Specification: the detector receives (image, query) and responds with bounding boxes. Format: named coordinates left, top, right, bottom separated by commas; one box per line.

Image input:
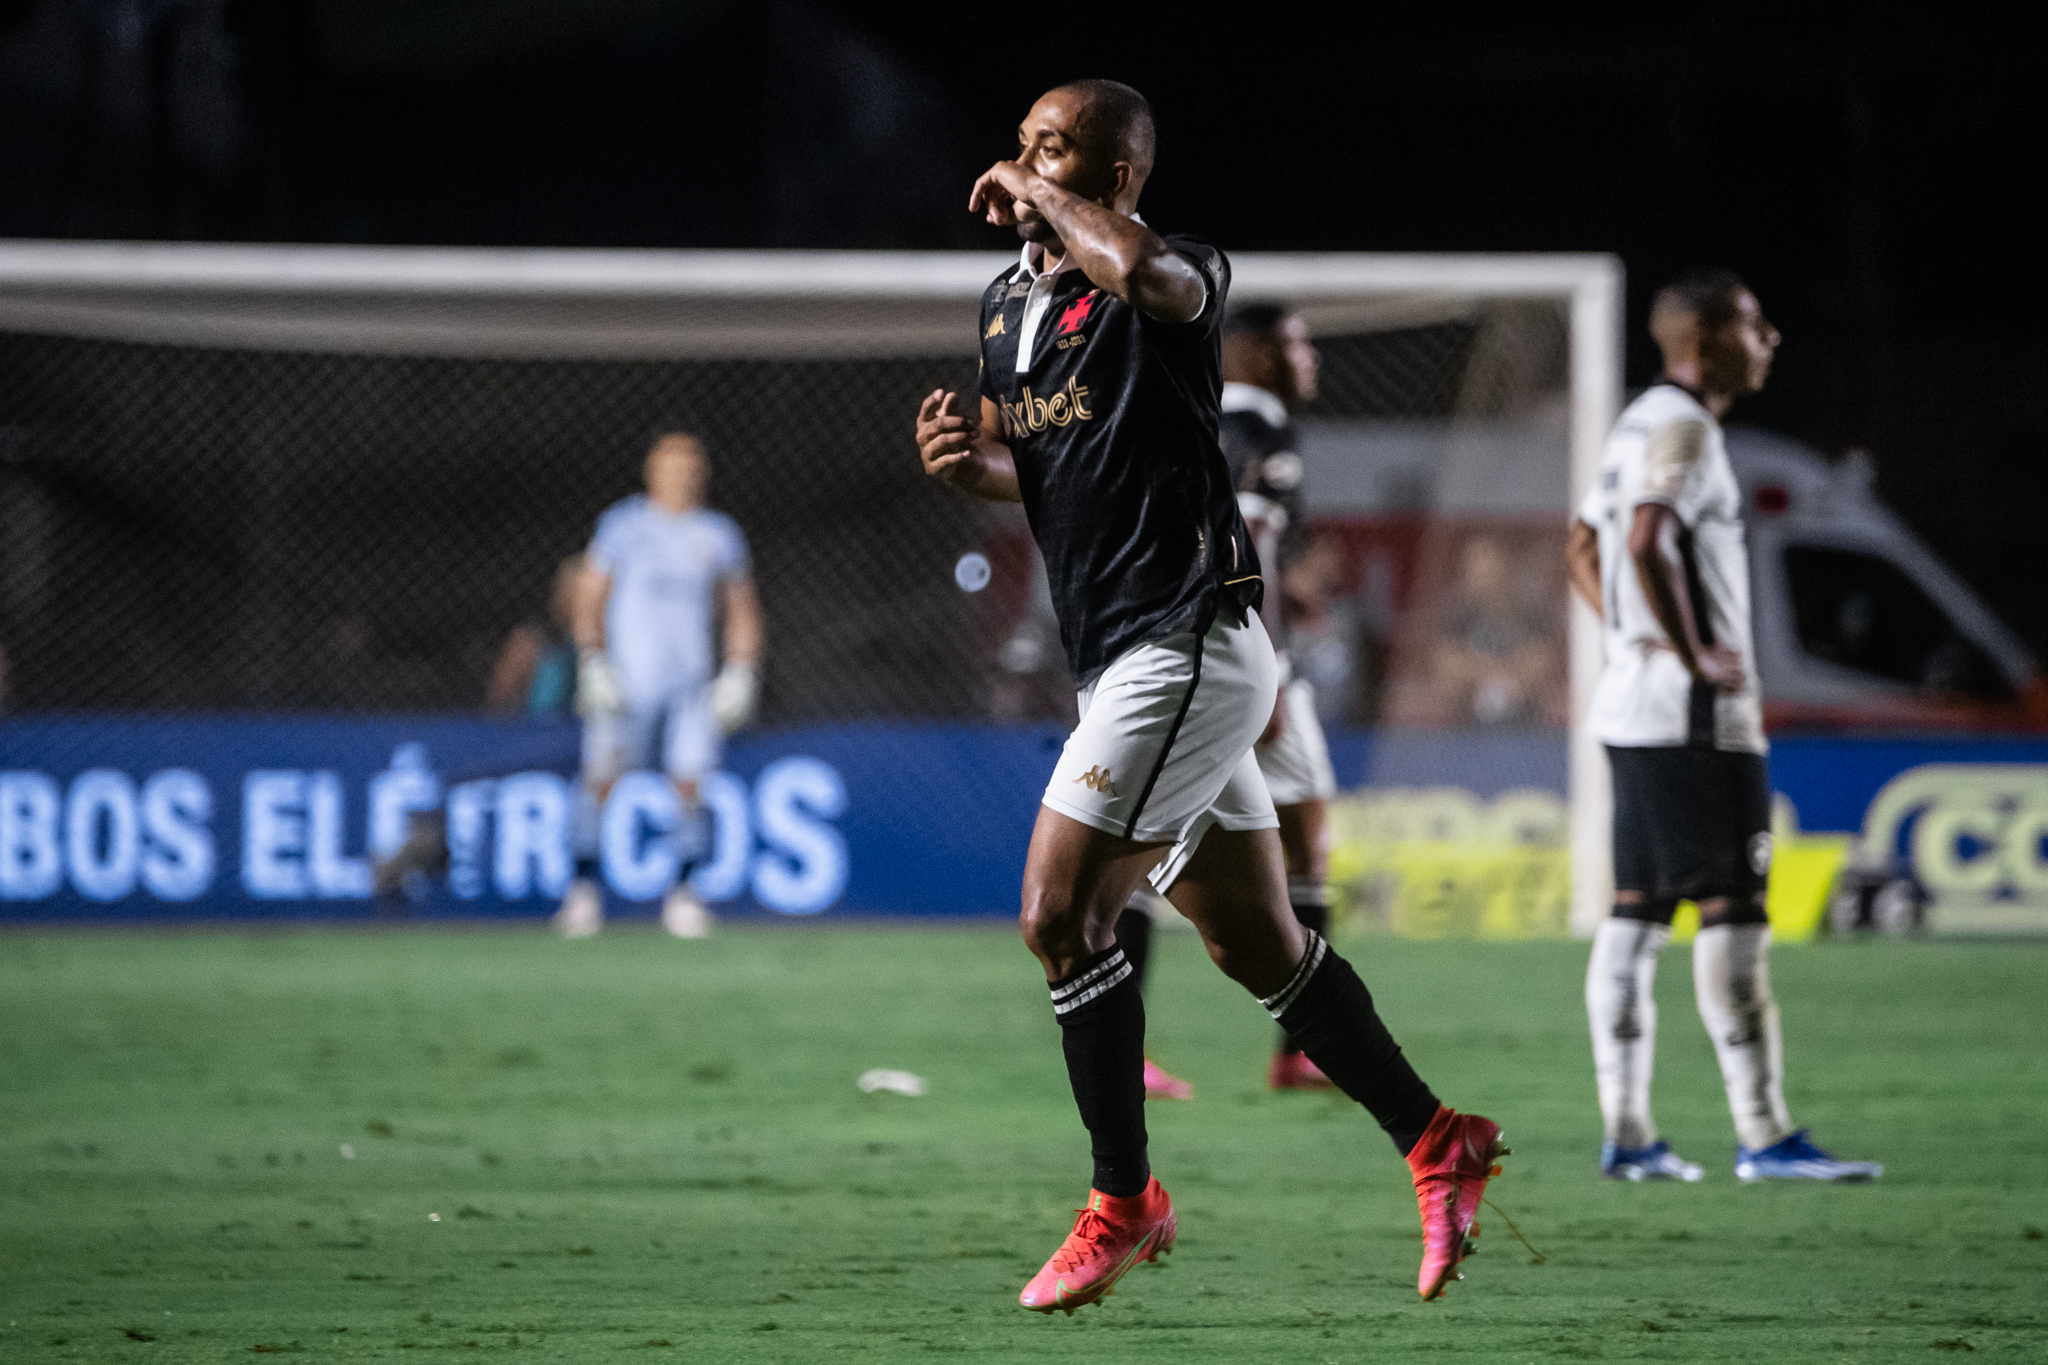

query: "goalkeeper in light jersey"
left=559, top=431, right=764, bottom=938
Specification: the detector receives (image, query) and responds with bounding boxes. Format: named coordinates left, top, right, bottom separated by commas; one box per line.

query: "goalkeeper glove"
left=710, top=661, right=758, bottom=735
left=575, top=648, right=627, bottom=719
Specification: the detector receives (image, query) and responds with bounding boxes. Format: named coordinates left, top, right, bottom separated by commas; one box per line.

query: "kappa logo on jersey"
left=986, top=312, right=1007, bottom=338
left=1000, top=377, right=1094, bottom=438
left=1057, top=292, right=1099, bottom=335
left=1073, top=766, right=1116, bottom=796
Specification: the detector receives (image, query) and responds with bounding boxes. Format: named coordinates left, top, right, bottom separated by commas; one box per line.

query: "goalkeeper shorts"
left=582, top=689, right=718, bottom=787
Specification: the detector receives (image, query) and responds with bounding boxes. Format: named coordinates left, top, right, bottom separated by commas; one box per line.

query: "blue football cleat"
left=1735, top=1129, right=1882, bottom=1183
left=1601, top=1139, right=1704, bottom=1182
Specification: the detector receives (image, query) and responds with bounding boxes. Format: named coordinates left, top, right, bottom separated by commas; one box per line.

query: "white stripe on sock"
left=1049, top=949, right=1128, bottom=1003
left=1051, top=961, right=1133, bottom=1015
left=1259, top=930, right=1326, bottom=1020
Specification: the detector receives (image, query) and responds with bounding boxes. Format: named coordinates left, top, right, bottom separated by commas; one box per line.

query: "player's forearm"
left=571, top=573, right=611, bottom=651
left=1566, top=521, right=1603, bottom=619
left=1030, top=180, right=1203, bottom=323
left=951, top=442, right=1023, bottom=503
left=724, top=582, right=765, bottom=667
left=1630, top=544, right=1704, bottom=670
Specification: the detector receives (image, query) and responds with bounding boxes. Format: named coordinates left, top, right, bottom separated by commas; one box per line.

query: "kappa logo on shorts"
left=1748, top=831, right=1773, bottom=876
left=1073, top=766, right=1116, bottom=796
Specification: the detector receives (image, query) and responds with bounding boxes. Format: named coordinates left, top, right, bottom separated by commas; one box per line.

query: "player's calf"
left=1047, top=944, right=1151, bottom=1198
left=1268, top=873, right=1335, bottom=1087
left=1258, top=931, right=1442, bottom=1153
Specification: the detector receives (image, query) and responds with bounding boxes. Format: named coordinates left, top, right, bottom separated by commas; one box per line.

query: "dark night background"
left=2, top=1, right=2041, bottom=647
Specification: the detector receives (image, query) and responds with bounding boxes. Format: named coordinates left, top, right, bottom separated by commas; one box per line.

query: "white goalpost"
left=0, top=242, right=1621, bottom=933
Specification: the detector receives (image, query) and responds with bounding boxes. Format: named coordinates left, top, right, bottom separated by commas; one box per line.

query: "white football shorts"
left=1257, top=676, right=1338, bottom=806
left=1043, top=605, right=1281, bottom=892
left=581, top=687, right=720, bottom=788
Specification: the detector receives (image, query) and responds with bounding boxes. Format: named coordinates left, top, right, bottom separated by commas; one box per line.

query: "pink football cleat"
left=1266, top=1048, right=1336, bottom=1091
left=1143, top=1057, right=1193, bottom=1100
left=1018, top=1178, right=1177, bottom=1315
left=1406, top=1105, right=1506, bottom=1300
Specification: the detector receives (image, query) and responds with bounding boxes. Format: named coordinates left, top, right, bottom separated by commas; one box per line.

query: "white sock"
left=1692, top=923, right=1793, bottom=1150
left=1586, top=918, right=1668, bottom=1150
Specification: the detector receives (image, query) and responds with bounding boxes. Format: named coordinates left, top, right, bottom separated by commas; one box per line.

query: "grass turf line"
left=2, top=926, right=2045, bottom=1362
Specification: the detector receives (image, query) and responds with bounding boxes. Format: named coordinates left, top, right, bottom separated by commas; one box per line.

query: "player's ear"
left=1109, top=161, right=1133, bottom=206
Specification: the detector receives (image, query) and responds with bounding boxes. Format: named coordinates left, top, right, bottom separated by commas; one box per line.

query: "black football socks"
left=1260, top=930, right=1441, bottom=1155
left=1113, top=901, right=1154, bottom=992
left=1276, top=878, right=1331, bottom=1056
left=1049, top=945, right=1150, bottom=1197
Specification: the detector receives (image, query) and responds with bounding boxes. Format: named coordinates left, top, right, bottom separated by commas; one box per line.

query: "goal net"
left=0, top=243, right=1618, bottom=927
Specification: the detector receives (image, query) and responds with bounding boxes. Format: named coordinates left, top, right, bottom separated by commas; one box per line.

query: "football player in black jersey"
left=1113, top=305, right=1340, bottom=1092
left=913, top=80, right=1502, bottom=1311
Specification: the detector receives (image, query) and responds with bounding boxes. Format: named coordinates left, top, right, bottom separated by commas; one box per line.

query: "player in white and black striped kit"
left=1568, top=270, right=1881, bottom=1184
left=1111, top=303, right=1340, bottom=1094
left=915, top=79, right=1503, bottom=1313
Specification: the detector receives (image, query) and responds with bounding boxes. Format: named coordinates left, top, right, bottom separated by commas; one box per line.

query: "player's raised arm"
left=915, top=389, right=1020, bottom=502
left=968, top=83, right=1205, bottom=325
left=972, top=163, right=1201, bottom=324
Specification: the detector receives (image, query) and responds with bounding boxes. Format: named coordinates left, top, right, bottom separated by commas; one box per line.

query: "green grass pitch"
left=3, top=923, right=2045, bottom=1362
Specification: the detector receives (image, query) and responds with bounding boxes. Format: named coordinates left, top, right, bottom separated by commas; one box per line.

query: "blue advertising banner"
left=1769, top=735, right=2048, bottom=834
left=0, top=714, right=1068, bottom=923
left=10, top=714, right=2047, bottom=926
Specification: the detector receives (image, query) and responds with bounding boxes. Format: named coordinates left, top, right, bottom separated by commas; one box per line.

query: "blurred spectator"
left=1283, top=533, right=1366, bottom=725
left=486, top=554, right=585, bottom=715
left=1427, top=535, right=1560, bottom=727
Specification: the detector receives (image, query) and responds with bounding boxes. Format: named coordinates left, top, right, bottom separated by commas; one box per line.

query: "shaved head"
left=1048, top=79, right=1156, bottom=195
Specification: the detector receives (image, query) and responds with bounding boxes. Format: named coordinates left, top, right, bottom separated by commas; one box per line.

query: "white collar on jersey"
left=1221, top=381, right=1289, bottom=427
left=1017, top=211, right=1146, bottom=279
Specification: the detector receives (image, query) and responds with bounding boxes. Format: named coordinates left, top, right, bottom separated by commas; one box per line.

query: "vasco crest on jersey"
left=1055, top=290, right=1099, bottom=351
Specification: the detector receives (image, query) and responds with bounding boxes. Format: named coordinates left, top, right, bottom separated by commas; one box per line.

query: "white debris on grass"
left=340, top=1143, right=355, bottom=1159
left=857, top=1069, right=926, bottom=1097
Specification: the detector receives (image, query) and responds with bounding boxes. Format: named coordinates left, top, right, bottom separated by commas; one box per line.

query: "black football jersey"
left=1218, top=384, right=1309, bottom=648
left=977, top=234, right=1261, bottom=682
left=1219, top=386, right=1306, bottom=526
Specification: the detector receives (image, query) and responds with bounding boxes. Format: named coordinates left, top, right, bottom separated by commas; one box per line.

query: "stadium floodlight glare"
left=0, top=242, right=1621, bottom=933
